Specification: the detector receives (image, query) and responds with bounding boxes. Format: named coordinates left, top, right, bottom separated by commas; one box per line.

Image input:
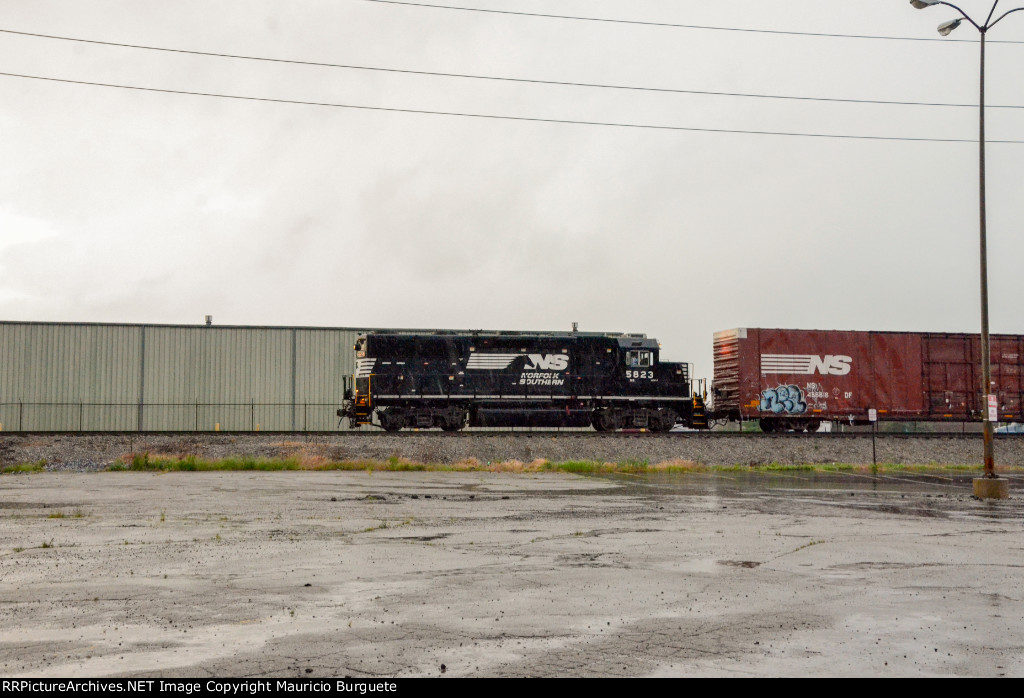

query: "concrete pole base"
left=973, top=477, right=1009, bottom=499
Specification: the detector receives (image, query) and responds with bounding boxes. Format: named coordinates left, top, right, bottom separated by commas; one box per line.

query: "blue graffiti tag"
left=760, top=385, right=808, bottom=414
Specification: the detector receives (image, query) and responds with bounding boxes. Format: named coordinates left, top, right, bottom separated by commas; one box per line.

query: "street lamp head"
left=938, top=18, right=962, bottom=35
left=910, top=0, right=942, bottom=8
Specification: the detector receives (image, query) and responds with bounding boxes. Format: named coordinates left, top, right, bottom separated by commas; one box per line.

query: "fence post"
left=251, top=399, right=255, bottom=432
left=19, top=400, right=23, bottom=432
left=79, top=401, right=83, bottom=432
left=304, top=403, right=308, bottom=432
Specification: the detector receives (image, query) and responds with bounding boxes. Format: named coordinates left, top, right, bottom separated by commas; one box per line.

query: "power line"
left=2, top=28, right=1021, bottom=110
left=4, top=70, right=1021, bottom=144
left=360, top=0, right=1024, bottom=44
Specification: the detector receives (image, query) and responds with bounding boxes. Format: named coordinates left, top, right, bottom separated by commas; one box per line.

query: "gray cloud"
left=1, top=0, right=1023, bottom=379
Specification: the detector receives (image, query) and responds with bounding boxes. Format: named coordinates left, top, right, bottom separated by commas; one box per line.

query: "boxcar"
left=712, top=328, right=1024, bottom=431
left=340, top=331, right=708, bottom=431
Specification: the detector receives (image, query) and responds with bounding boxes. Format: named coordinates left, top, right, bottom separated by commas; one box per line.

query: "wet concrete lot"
left=1, top=471, right=1022, bottom=677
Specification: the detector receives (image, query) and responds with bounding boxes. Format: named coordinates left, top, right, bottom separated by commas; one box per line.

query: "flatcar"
left=712, top=327, right=1024, bottom=431
left=339, top=330, right=709, bottom=432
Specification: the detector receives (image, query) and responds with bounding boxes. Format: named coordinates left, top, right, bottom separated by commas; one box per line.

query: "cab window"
left=626, top=350, right=652, bottom=368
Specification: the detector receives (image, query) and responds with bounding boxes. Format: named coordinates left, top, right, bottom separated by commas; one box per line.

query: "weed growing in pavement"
left=361, top=517, right=413, bottom=533
left=790, top=540, right=827, bottom=555
left=44, top=509, right=86, bottom=519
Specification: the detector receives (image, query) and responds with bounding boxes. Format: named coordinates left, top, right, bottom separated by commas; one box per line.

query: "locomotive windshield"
left=626, top=350, right=653, bottom=368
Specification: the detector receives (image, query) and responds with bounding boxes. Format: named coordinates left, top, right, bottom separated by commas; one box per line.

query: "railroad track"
left=4, top=430, right=1021, bottom=439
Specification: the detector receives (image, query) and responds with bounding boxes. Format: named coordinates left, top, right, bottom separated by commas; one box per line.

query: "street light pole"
left=909, top=1, right=1022, bottom=492
left=978, top=19, right=992, bottom=479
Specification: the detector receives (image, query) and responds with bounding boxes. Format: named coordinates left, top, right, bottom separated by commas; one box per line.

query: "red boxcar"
left=712, top=328, right=1023, bottom=431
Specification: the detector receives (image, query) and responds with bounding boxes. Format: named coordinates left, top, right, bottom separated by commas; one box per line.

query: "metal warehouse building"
left=0, top=320, right=363, bottom=432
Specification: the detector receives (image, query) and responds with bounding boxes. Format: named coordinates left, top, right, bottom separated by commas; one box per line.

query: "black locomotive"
left=339, top=330, right=708, bottom=432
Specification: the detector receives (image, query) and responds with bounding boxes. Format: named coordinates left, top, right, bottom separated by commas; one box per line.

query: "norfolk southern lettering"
left=519, top=353, right=568, bottom=385
left=518, top=372, right=565, bottom=386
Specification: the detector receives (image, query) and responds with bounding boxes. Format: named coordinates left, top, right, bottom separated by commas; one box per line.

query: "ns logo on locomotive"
left=338, top=330, right=709, bottom=432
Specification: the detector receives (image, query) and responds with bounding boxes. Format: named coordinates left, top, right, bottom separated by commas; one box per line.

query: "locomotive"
left=339, top=330, right=709, bottom=432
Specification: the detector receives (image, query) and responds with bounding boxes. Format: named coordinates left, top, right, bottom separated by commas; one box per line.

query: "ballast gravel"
left=2, top=432, right=1023, bottom=470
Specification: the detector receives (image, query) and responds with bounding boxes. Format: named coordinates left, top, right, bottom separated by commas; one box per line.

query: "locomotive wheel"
left=596, top=409, right=619, bottom=432
left=379, top=410, right=404, bottom=432
left=439, top=408, right=467, bottom=432
left=440, top=421, right=464, bottom=432
left=649, top=409, right=677, bottom=433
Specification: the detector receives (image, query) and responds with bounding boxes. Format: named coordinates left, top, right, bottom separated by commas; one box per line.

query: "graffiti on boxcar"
left=760, top=384, right=808, bottom=414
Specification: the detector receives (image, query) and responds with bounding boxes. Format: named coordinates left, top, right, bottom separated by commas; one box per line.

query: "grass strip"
left=5, top=452, right=1022, bottom=474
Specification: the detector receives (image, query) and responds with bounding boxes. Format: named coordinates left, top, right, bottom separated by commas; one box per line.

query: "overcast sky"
left=1, top=0, right=1023, bottom=378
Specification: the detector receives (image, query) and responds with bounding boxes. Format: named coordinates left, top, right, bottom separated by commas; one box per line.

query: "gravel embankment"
left=2, top=432, right=1023, bottom=470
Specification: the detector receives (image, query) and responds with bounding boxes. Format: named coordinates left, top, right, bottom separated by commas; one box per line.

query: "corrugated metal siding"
left=294, top=329, right=358, bottom=431
left=0, top=323, right=140, bottom=430
left=142, top=326, right=294, bottom=430
left=0, top=321, right=360, bottom=431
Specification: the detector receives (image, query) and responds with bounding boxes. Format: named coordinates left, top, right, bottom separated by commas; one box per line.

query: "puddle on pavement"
left=587, top=471, right=1024, bottom=523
